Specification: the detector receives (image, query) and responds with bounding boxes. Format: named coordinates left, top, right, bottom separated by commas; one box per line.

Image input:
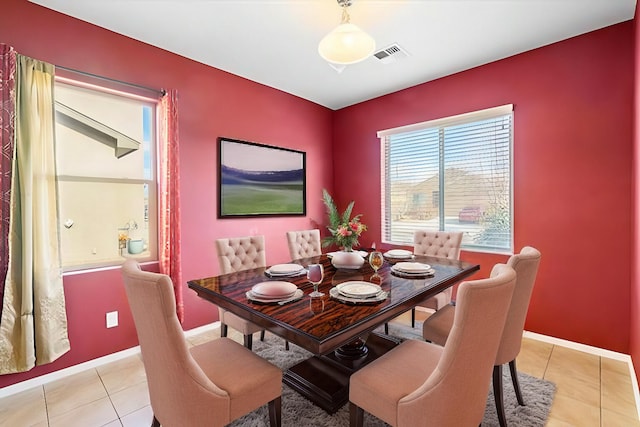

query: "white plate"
left=251, top=281, right=298, bottom=298
left=267, top=263, right=304, bottom=274
left=336, top=281, right=382, bottom=298
left=329, top=287, right=388, bottom=304
left=393, top=262, right=432, bottom=273
left=384, top=249, right=413, bottom=258
left=247, top=289, right=303, bottom=303
left=390, top=265, right=435, bottom=276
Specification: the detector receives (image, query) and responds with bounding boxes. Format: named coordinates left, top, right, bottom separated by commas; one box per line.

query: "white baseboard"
left=523, top=330, right=640, bottom=421
left=0, top=321, right=221, bottom=399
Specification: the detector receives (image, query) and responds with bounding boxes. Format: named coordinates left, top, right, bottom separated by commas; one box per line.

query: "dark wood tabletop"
left=188, top=253, right=480, bottom=355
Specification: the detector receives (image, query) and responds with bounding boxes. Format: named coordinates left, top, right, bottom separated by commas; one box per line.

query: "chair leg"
left=151, top=415, right=160, bottom=427
left=411, top=308, right=416, bottom=328
left=260, top=330, right=266, bottom=341
left=349, top=402, right=364, bottom=427
left=244, top=333, right=253, bottom=350
left=384, top=322, right=389, bottom=334
left=509, top=359, right=525, bottom=406
left=493, top=364, right=508, bottom=427
left=221, top=323, right=228, bottom=338
left=268, top=396, right=282, bottom=427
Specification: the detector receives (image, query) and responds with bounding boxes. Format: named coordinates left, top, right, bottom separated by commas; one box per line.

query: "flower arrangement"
left=321, top=189, right=367, bottom=251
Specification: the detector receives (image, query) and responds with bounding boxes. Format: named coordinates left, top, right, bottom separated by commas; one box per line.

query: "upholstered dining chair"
left=286, top=229, right=322, bottom=260
left=349, top=263, right=516, bottom=427
left=121, top=259, right=282, bottom=427
left=412, top=230, right=463, bottom=314
left=422, top=246, right=541, bottom=427
left=385, top=230, right=463, bottom=333
left=215, top=235, right=288, bottom=351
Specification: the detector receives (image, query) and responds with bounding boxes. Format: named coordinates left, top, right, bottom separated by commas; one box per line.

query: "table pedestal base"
left=282, top=332, right=401, bottom=414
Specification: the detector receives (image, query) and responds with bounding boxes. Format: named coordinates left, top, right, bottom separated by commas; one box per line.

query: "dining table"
left=187, top=251, right=479, bottom=413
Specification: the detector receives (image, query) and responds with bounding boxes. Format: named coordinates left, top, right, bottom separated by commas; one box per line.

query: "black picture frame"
left=218, top=137, right=306, bottom=218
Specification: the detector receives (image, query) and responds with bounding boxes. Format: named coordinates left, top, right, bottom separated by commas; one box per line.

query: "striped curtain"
left=159, top=90, right=183, bottom=322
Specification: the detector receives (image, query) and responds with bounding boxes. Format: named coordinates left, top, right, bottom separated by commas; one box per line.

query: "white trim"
left=62, top=260, right=159, bottom=277
left=55, top=76, right=160, bottom=104
left=0, top=321, right=221, bottom=399
left=524, top=330, right=640, bottom=421
left=523, top=330, right=630, bottom=361
left=377, top=104, right=513, bottom=138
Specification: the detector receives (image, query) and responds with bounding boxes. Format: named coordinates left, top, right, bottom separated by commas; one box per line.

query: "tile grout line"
left=542, top=344, right=554, bottom=381
left=42, top=384, right=50, bottom=427
left=599, top=356, right=603, bottom=427
left=97, top=370, right=121, bottom=427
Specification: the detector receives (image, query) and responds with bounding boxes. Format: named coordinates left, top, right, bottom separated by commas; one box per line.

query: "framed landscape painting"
left=218, top=137, right=306, bottom=217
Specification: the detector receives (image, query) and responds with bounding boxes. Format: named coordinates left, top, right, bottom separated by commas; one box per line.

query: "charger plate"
left=329, top=286, right=387, bottom=304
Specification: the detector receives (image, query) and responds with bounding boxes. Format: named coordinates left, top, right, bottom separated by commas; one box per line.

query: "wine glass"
left=369, top=251, right=384, bottom=275
left=307, top=263, right=325, bottom=297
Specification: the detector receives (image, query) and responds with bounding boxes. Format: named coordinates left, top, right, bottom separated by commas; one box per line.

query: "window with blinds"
left=378, top=105, right=513, bottom=253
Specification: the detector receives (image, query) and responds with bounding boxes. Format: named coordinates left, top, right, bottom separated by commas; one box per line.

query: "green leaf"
left=341, top=201, right=354, bottom=225
left=322, top=188, right=340, bottom=229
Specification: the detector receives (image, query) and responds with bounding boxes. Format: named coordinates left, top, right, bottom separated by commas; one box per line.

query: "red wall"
left=0, top=0, right=333, bottom=388
left=631, top=1, right=640, bottom=382
left=333, top=23, right=634, bottom=353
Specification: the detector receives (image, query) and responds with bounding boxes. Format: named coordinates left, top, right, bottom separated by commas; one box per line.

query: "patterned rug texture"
left=228, top=322, right=556, bottom=427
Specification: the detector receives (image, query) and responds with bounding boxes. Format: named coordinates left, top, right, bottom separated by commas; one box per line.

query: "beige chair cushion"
left=286, top=229, right=322, bottom=260
left=219, top=309, right=263, bottom=335
left=420, top=303, right=453, bottom=346
left=350, top=340, right=443, bottom=425
left=351, top=263, right=516, bottom=427
left=191, top=338, right=281, bottom=421
left=121, top=260, right=281, bottom=427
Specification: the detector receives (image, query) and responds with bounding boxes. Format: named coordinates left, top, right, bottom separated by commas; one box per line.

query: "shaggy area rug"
left=228, top=323, right=556, bottom=426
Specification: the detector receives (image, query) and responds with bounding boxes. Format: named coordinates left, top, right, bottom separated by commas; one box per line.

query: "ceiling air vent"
left=373, top=43, right=409, bottom=64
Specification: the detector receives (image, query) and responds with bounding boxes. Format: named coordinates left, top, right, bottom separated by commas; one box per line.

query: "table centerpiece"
left=321, top=189, right=367, bottom=269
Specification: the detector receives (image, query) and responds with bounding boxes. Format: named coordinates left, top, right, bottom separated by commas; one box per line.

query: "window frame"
left=54, top=78, right=160, bottom=272
left=378, top=104, right=514, bottom=254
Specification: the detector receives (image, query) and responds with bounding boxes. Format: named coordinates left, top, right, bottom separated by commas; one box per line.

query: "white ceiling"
left=30, top=0, right=636, bottom=110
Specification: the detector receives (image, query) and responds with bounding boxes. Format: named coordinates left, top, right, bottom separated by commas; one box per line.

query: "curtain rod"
left=56, top=65, right=166, bottom=97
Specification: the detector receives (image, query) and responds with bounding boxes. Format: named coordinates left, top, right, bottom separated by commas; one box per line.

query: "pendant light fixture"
left=318, top=0, right=376, bottom=72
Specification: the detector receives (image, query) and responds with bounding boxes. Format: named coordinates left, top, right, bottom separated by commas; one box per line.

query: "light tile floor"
left=0, top=311, right=638, bottom=426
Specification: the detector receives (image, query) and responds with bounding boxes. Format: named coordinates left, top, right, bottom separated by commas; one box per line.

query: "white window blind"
left=379, top=105, right=513, bottom=253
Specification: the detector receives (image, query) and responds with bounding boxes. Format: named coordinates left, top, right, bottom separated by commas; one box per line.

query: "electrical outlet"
left=106, top=311, right=118, bottom=328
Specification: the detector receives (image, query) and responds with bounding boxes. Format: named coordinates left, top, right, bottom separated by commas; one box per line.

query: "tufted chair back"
left=286, top=229, right=322, bottom=260
left=215, top=235, right=266, bottom=274
left=413, top=230, right=463, bottom=259
left=411, top=230, right=463, bottom=312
